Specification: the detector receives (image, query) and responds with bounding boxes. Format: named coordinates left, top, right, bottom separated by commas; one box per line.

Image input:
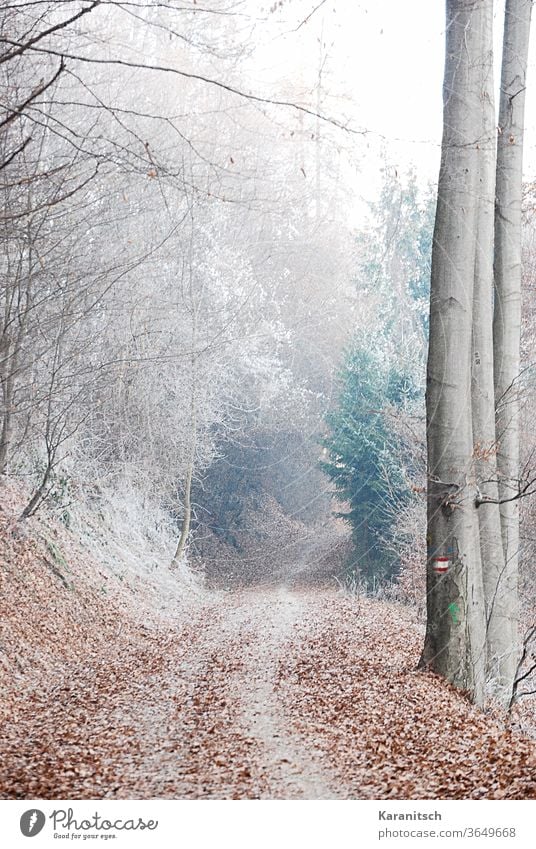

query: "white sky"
left=250, top=0, right=536, bottom=199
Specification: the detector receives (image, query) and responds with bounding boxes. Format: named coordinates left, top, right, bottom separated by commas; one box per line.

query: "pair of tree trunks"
left=421, top=0, right=533, bottom=707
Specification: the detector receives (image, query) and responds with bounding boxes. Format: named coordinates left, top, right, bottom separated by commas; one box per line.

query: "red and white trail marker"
left=432, top=556, right=450, bottom=574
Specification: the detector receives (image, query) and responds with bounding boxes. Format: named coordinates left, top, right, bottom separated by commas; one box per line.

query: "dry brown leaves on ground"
left=1, top=490, right=536, bottom=800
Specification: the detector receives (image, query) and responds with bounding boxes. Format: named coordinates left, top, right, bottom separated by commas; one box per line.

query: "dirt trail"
left=2, top=585, right=536, bottom=800
left=217, top=586, right=340, bottom=798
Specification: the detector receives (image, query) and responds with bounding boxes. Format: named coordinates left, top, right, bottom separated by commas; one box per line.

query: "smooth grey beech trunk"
left=422, top=0, right=533, bottom=707
left=420, top=0, right=488, bottom=704
left=492, top=0, right=533, bottom=699
left=471, top=0, right=511, bottom=705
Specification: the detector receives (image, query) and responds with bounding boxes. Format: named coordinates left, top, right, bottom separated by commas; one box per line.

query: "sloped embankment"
left=0, top=483, right=201, bottom=798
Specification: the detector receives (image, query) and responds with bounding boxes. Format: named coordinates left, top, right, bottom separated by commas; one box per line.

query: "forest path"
left=2, top=585, right=536, bottom=799
left=212, top=585, right=340, bottom=799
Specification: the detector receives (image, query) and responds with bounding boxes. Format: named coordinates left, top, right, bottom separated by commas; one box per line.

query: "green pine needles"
left=322, top=345, right=420, bottom=586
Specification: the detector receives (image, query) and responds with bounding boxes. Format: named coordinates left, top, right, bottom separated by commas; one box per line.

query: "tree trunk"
left=172, top=458, right=194, bottom=565
left=20, top=458, right=53, bottom=519
left=470, top=0, right=511, bottom=705
left=420, top=0, right=488, bottom=704
left=172, top=353, right=197, bottom=567
left=0, top=367, right=16, bottom=475
left=492, top=0, right=533, bottom=699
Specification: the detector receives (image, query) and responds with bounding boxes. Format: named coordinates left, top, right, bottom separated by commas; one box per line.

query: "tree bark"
left=470, top=0, right=511, bottom=705
left=492, top=0, right=533, bottom=700
left=172, top=456, right=194, bottom=565
left=420, top=0, right=488, bottom=704
left=172, top=351, right=197, bottom=567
